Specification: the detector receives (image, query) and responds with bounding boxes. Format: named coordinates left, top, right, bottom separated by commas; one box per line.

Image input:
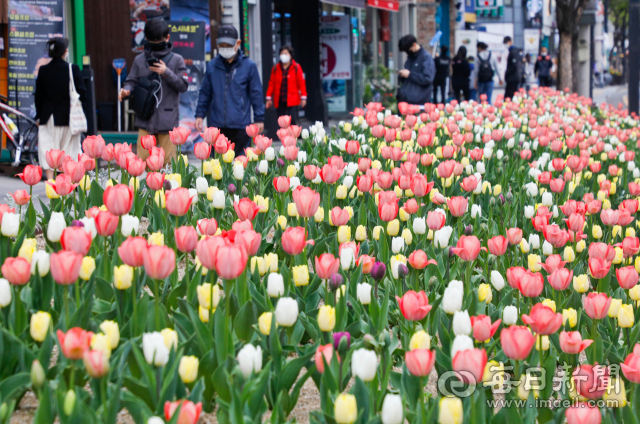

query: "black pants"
left=539, top=76, right=552, bottom=87
left=277, top=105, right=299, bottom=125
left=433, top=80, right=447, bottom=104
left=452, top=82, right=470, bottom=102
left=218, top=127, right=251, bottom=157
left=504, top=82, right=519, bottom=100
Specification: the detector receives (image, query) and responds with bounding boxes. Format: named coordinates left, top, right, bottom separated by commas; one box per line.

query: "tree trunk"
left=559, top=32, right=573, bottom=91
left=571, top=31, right=580, bottom=92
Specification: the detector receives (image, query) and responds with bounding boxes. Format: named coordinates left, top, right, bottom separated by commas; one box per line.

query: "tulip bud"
left=329, top=274, right=344, bottom=291
left=371, top=262, right=386, bottom=281
left=228, top=183, right=236, bottom=194
left=464, top=225, right=473, bottom=236
left=163, top=180, right=172, bottom=191
left=0, top=403, right=7, bottom=422
left=396, top=263, right=409, bottom=279
left=64, top=390, right=76, bottom=416
left=31, top=360, right=45, bottom=389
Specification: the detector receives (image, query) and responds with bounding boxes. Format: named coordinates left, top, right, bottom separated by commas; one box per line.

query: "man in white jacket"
left=475, top=42, right=503, bottom=104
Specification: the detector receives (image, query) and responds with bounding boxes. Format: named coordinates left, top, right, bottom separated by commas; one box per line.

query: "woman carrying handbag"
left=35, top=37, right=87, bottom=180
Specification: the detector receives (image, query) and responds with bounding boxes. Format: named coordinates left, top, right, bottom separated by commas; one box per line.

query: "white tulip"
left=552, top=205, right=559, bottom=218
left=541, top=192, right=553, bottom=207
left=343, top=176, right=354, bottom=189
left=297, top=151, right=307, bottom=163
left=279, top=146, right=286, bottom=157
left=340, top=248, right=355, bottom=271
left=1, top=212, right=19, bottom=237
left=496, top=149, right=504, bottom=160
left=121, top=214, right=140, bottom=236
left=80, top=217, right=97, bottom=239
left=542, top=241, right=553, bottom=255
left=503, top=305, right=518, bottom=325
left=524, top=206, right=535, bottom=219
left=147, top=417, right=165, bottom=424
left=351, top=348, right=378, bottom=382
left=346, top=162, right=358, bottom=176
left=290, top=177, right=301, bottom=190
left=413, top=217, right=426, bottom=235
left=434, top=226, right=454, bottom=248
left=30, top=251, right=50, bottom=277
left=471, top=204, right=482, bottom=218
left=275, top=297, right=298, bottom=327
left=188, top=189, right=198, bottom=205
left=47, top=212, right=67, bottom=242
left=258, top=160, right=268, bottom=174
left=212, top=190, right=226, bottom=209
left=391, top=237, right=405, bottom=254
left=233, top=163, right=244, bottom=180
left=529, top=234, right=540, bottom=249
left=453, top=310, right=472, bottom=336
left=267, top=273, right=284, bottom=297
left=301, top=129, right=310, bottom=139
left=525, top=182, right=538, bottom=197
left=442, top=280, right=464, bottom=314
left=237, top=344, right=262, bottom=378
left=476, top=162, right=486, bottom=174
left=196, top=177, right=209, bottom=194
left=634, top=168, right=640, bottom=179
left=0, top=278, right=11, bottom=307
left=451, top=334, right=474, bottom=360
left=357, top=282, right=372, bottom=305
left=169, top=180, right=180, bottom=190
left=381, top=394, right=403, bottom=424
left=490, top=270, right=505, bottom=291
left=142, top=332, right=169, bottom=367
left=265, top=147, right=275, bottom=161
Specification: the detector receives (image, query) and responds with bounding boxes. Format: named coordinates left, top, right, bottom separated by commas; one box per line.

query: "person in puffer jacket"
left=396, top=34, right=436, bottom=106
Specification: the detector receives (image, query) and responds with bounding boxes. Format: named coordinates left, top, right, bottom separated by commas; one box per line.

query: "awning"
left=367, top=0, right=400, bottom=11
left=321, top=0, right=367, bottom=8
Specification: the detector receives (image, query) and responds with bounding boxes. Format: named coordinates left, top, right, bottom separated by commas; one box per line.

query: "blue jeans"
left=477, top=81, right=494, bottom=104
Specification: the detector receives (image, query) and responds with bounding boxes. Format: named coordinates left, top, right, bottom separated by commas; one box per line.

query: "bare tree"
left=556, top=0, right=590, bottom=90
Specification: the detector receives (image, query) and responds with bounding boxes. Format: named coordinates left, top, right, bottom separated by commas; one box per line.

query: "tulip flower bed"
left=3, top=88, right=640, bottom=424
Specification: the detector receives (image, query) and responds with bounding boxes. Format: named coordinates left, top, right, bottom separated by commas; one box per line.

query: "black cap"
left=217, top=25, right=239, bottom=46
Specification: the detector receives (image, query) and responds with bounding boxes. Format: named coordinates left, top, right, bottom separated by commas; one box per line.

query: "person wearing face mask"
left=35, top=37, right=87, bottom=180
left=195, top=25, right=265, bottom=157
left=120, top=18, right=189, bottom=165
left=396, top=34, right=436, bottom=106
left=265, top=45, right=307, bottom=125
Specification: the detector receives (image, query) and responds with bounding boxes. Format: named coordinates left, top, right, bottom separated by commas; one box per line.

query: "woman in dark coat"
left=451, top=46, right=471, bottom=102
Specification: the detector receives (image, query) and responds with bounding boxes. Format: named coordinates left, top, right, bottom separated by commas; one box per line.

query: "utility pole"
left=630, top=0, right=640, bottom=114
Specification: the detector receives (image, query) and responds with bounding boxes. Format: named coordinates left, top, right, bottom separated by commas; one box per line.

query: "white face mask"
left=280, top=54, right=291, bottom=64
left=219, top=47, right=237, bottom=59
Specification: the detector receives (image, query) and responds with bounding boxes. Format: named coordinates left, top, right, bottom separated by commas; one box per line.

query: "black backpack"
left=131, top=53, right=173, bottom=121
left=477, top=53, right=494, bottom=83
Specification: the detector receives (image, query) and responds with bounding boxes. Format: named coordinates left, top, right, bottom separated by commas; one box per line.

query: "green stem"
left=154, top=279, right=160, bottom=330
left=64, top=289, right=70, bottom=329
left=132, top=268, right=137, bottom=336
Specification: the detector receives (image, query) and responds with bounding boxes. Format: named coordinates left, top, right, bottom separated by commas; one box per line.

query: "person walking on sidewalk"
left=535, top=46, right=553, bottom=87
left=503, top=36, right=523, bottom=100
left=476, top=42, right=502, bottom=104
left=433, top=45, right=450, bottom=104
left=119, top=18, right=189, bottom=166
left=451, top=46, right=471, bottom=102
left=265, top=45, right=307, bottom=126
left=195, top=25, right=265, bottom=157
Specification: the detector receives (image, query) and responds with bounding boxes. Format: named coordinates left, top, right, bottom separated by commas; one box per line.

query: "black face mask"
left=148, top=41, right=168, bottom=51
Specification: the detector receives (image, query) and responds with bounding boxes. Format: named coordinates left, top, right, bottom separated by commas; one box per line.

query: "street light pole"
left=630, top=0, right=640, bottom=114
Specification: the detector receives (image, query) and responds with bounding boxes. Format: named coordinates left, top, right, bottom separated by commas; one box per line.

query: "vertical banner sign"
left=131, top=0, right=171, bottom=53
left=169, top=21, right=205, bottom=150
left=321, top=15, right=352, bottom=113
left=8, top=0, right=64, bottom=126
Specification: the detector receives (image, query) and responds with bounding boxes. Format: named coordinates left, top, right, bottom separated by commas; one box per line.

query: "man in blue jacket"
left=195, top=25, right=265, bottom=156
left=396, top=34, right=436, bottom=106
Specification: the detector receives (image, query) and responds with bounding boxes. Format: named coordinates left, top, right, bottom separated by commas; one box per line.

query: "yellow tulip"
left=317, top=305, right=336, bottom=332
left=336, top=185, right=348, bottom=199
left=91, top=333, right=112, bottom=357
left=334, top=393, right=358, bottom=424
left=277, top=215, right=287, bottom=230
left=79, top=256, right=96, bottom=281
left=630, top=285, right=640, bottom=301
left=541, top=298, right=556, bottom=312
left=99, top=320, right=120, bottom=349
left=483, top=361, right=505, bottom=387
left=608, top=298, right=622, bottom=318
left=46, top=179, right=60, bottom=199
left=222, top=149, right=235, bottom=163
left=592, top=225, right=603, bottom=239
left=613, top=247, right=624, bottom=265
left=604, top=377, right=627, bottom=407
left=535, top=335, right=550, bottom=351
left=287, top=203, right=298, bottom=217
left=438, top=397, right=463, bottom=424
left=197, top=283, right=221, bottom=310
left=337, top=226, right=351, bottom=243
left=198, top=306, right=210, bottom=323
left=254, top=196, right=269, bottom=213
left=179, top=356, right=199, bottom=384
left=562, top=308, right=577, bottom=328
left=373, top=226, right=383, bottom=240
left=563, top=246, right=575, bottom=262
left=314, top=207, right=324, bottom=223
left=478, top=284, right=492, bottom=303
left=148, top=232, right=164, bottom=246
left=113, top=264, right=133, bottom=290
left=258, top=312, right=273, bottom=335
left=387, top=219, right=400, bottom=236
left=251, top=256, right=267, bottom=275
left=18, top=238, right=37, bottom=262
left=154, top=190, right=166, bottom=208
left=264, top=253, right=279, bottom=273
left=409, top=330, right=431, bottom=350
left=573, top=274, right=590, bottom=293
left=286, top=164, right=297, bottom=178
left=402, top=228, right=413, bottom=245
left=160, top=328, right=178, bottom=351
left=293, top=265, right=309, bottom=287
left=527, top=254, right=542, bottom=272
left=618, top=304, right=634, bottom=328
left=576, top=240, right=586, bottom=252
left=30, top=311, right=51, bottom=342
left=355, top=225, right=367, bottom=241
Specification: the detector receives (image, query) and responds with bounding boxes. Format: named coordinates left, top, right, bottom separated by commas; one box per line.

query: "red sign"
left=367, top=0, right=400, bottom=11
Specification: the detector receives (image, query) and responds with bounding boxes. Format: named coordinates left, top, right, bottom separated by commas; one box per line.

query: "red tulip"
left=405, top=349, right=436, bottom=377
left=292, top=186, right=321, bottom=218
left=214, top=239, right=248, bottom=279
left=175, top=226, right=198, bottom=253
left=315, top=253, right=340, bottom=280
left=452, top=348, right=487, bottom=384
left=487, top=236, right=508, bottom=256
left=330, top=207, right=350, bottom=226
left=1, top=257, right=31, bottom=285
left=273, top=176, right=290, bottom=193
left=470, top=315, right=501, bottom=342
left=559, top=331, right=593, bottom=354
left=166, top=188, right=194, bottom=217
left=146, top=172, right=165, bottom=191
left=282, top=227, right=314, bottom=256
left=522, top=303, right=562, bottom=335
left=500, top=325, right=536, bottom=360
left=46, top=149, right=66, bottom=170
left=622, top=344, right=640, bottom=383
left=61, top=227, right=92, bottom=256
left=16, top=164, right=42, bottom=186
left=584, top=292, right=611, bottom=320
left=143, top=245, right=176, bottom=280
left=396, top=290, right=432, bottom=321
left=573, top=364, right=609, bottom=400
left=234, top=229, right=261, bottom=256
left=11, top=189, right=30, bottom=206
left=57, top=328, right=93, bottom=360
left=315, top=344, right=335, bottom=373
left=233, top=198, right=261, bottom=222
left=588, top=257, right=611, bottom=279
left=169, top=127, right=191, bottom=146
left=451, top=236, right=482, bottom=261
left=164, top=400, right=203, bottom=424
left=103, top=184, right=134, bottom=216
left=50, top=251, right=83, bottom=285
left=95, top=211, right=119, bottom=237
left=407, top=250, right=437, bottom=269
left=118, top=236, right=148, bottom=267
left=447, top=196, right=468, bottom=217
left=616, top=266, right=639, bottom=289
left=565, top=403, right=601, bottom=424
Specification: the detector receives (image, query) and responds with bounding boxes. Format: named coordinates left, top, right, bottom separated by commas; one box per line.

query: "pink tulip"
left=396, top=290, right=432, bottom=321
left=565, top=403, right=601, bottom=424
left=47, top=174, right=78, bottom=197
left=506, top=228, right=523, bottom=245
left=62, top=159, right=86, bottom=183
left=547, top=268, right=573, bottom=291
left=410, top=174, right=434, bottom=197
left=331, top=207, right=350, bottom=226
left=146, top=150, right=165, bottom=171
left=82, top=135, right=105, bottom=159
left=103, top=184, right=134, bottom=216
left=201, top=127, right=220, bottom=144
left=169, top=127, right=191, bottom=146
left=315, top=253, right=340, bottom=280
left=518, top=271, right=544, bottom=297
left=588, top=257, right=611, bottom=279
left=588, top=242, right=616, bottom=261
left=405, top=349, right=436, bottom=377
left=521, top=303, right=562, bottom=335
left=46, top=149, right=66, bottom=170
left=11, top=189, right=30, bottom=206
left=559, top=331, right=593, bottom=354
left=470, top=315, right=501, bottom=342
left=539, top=254, right=567, bottom=274
left=319, top=164, right=340, bottom=184
left=573, top=364, right=609, bottom=400
left=143, top=245, right=176, bottom=280
left=304, top=165, right=318, bottom=180
left=233, top=198, right=261, bottom=222
left=460, top=175, right=479, bottom=192
left=600, top=209, right=620, bottom=226
left=1, top=257, right=31, bottom=285
left=164, top=400, right=203, bottom=424
left=83, top=349, right=110, bottom=378
left=426, top=211, right=446, bottom=231
left=452, top=348, right=487, bottom=384
left=214, top=239, right=248, bottom=280
left=95, top=211, right=119, bottom=237
left=146, top=172, right=165, bottom=191
left=620, top=237, right=640, bottom=257
left=622, top=344, right=640, bottom=383
left=377, top=200, right=399, bottom=222
left=584, top=292, right=611, bottom=320
left=292, top=186, right=321, bottom=218
left=500, top=325, right=536, bottom=360
left=506, top=266, right=526, bottom=289
left=60, top=227, right=92, bottom=256
left=278, top=115, right=291, bottom=128
left=487, top=236, right=508, bottom=256
left=564, top=213, right=585, bottom=232
left=447, top=196, right=468, bottom=217
left=273, top=176, right=290, bottom=193
left=166, top=188, right=194, bottom=217
left=196, top=218, right=218, bottom=236
left=16, top=164, right=42, bottom=186
left=118, top=236, right=148, bottom=267
left=282, top=227, right=314, bottom=256
left=196, top=236, right=225, bottom=271
left=140, top=134, right=156, bottom=150
left=57, top=328, right=93, bottom=360
left=50, top=251, right=83, bottom=285
left=246, top=124, right=260, bottom=138
left=254, top=135, right=272, bottom=151
left=315, top=344, right=335, bottom=374
left=407, top=250, right=437, bottom=269
left=451, top=236, right=482, bottom=261
left=616, top=266, right=639, bottom=289
left=175, top=226, right=198, bottom=253
left=234, top=230, right=261, bottom=256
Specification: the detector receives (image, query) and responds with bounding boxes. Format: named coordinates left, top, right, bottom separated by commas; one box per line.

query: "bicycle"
left=0, top=94, right=39, bottom=167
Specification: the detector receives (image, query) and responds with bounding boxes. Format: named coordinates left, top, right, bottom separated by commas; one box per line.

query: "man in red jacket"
left=265, top=45, right=307, bottom=125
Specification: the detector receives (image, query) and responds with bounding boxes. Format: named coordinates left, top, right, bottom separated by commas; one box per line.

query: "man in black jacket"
left=397, top=34, right=436, bottom=105
left=534, top=46, right=553, bottom=87
left=503, top=36, right=523, bottom=100
left=433, top=45, right=450, bottom=104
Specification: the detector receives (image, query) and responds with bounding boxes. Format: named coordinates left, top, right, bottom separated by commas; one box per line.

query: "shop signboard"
left=8, top=0, right=64, bottom=128
left=321, top=15, right=352, bottom=113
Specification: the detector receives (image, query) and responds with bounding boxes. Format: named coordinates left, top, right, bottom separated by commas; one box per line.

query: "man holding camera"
left=119, top=18, right=188, bottom=165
